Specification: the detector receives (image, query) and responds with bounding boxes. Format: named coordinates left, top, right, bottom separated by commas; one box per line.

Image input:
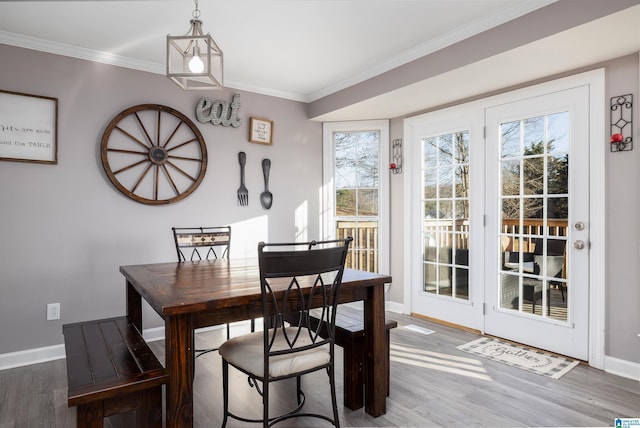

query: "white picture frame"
left=0, top=89, right=58, bottom=164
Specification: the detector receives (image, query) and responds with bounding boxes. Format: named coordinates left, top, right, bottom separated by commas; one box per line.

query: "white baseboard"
left=0, top=344, right=66, bottom=371
left=141, top=325, right=167, bottom=342
left=141, top=324, right=225, bottom=343
left=386, top=300, right=405, bottom=314
left=4, top=320, right=637, bottom=383
left=0, top=323, right=229, bottom=371
left=604, top=355, right=640, bottom=382
left=336, top=300, right=404, bottom=314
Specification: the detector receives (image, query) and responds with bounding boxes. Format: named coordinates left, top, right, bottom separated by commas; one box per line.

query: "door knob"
left=573, top=240, right=585, bottom=250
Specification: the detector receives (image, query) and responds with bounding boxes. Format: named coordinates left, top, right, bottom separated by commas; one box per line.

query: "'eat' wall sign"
left=196, top=94, right=241, bottom=128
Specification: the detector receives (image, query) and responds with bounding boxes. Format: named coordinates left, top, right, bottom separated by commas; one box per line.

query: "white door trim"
left=586, top=70, right=605, bottom=370
left=403, top=69, right=605, bottom=368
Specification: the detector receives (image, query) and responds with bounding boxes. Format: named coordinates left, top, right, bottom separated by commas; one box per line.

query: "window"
left=323, top=121, right=389, bottom=274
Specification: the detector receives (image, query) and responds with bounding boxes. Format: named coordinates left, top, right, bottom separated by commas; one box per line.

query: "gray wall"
left=603, top=54, right=640, bottom=364
left=0, top=44, right=321, bottom=354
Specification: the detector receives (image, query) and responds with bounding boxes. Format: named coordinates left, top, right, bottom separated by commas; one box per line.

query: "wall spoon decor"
left=260, top=158, right=272, bottom=209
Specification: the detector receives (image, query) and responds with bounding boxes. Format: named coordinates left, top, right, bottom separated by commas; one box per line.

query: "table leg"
left=126, top=281, right=142, bottom=332
left=165, top=314, right=194, bottom=427
left=364, top=282, right=386, bottom=417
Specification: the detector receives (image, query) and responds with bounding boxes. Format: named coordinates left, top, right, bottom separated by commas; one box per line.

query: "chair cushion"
left=219, top=327, right=330, bottom=378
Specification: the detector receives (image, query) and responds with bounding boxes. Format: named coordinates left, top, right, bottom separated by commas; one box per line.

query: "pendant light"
left=166, top=0, right=223, bottom=90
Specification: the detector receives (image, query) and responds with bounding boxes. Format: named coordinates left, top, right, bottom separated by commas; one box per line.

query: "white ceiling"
left=0, top=0, right=557, bottom=102
left=316, top=4, right=640, bottom=121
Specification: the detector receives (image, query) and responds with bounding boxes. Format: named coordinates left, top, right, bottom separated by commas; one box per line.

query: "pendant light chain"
left=192, top=0, right=201, bottom=20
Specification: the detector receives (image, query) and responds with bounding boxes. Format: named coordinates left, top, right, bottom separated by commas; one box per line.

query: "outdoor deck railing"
left=500, top=218, right=568, bottom=252
left=336, top=220, right=378, bottom=272
left=336, top=218, right=569, bottom=272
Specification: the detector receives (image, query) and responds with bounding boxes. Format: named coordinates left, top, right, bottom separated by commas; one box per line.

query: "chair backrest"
left=172, top=226, right=231, bottom=262
left=532, top=238, right=567, bottom=278
left=532, top=237, right=567, bottom=257
left=258, top=237, right=352, bottom=363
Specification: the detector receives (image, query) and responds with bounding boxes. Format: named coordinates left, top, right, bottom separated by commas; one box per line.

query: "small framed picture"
left=249, top=117, right=273, bottom=145
left=0, top=89, right=58, bottom=164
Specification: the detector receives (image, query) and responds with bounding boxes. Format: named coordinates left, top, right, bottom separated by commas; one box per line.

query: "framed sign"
left=0, top=89, right=58, bottom=164
left=249, top=117, right=273, bottom=145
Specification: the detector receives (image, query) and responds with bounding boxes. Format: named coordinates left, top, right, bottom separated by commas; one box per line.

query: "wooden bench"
left=63, top=316, right=167, bottom=427
left=294, top=308, right=398, bottom=411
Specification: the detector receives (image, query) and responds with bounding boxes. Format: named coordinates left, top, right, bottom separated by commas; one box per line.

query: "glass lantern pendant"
left=166, top=0, right=223, bottom=90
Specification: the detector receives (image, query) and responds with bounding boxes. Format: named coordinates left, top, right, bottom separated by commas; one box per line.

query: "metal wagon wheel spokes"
left=101, top=104, right=208, bottom=205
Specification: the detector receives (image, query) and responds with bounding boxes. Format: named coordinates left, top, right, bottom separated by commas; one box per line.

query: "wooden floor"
left=1, top=311, right=638, bottom=427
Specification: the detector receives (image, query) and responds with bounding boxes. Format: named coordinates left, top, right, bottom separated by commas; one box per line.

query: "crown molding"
left=0, top=30, right=306, bottom=102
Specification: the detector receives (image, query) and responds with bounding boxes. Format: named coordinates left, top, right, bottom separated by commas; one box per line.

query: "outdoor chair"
left=502, top=238, right=567, bottom=314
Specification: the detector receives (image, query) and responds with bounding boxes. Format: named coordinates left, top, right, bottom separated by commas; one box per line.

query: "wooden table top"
left=120, top=259, right=392, bottom=317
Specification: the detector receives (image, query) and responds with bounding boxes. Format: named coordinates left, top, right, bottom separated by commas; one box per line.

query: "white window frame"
left=322, top=120, right=390, bottom=274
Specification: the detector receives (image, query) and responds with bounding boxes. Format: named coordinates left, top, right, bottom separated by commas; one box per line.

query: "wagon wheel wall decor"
left=101, top=104, right=207, bottom=205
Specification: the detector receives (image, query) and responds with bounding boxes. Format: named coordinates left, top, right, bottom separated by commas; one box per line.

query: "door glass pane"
left=523, top=157, right=544, bottom=195
left=334, top=131, right=380, bottom=272
left=523, top=116, right=544, bottom=154
left=439, top=200, right=453, bottom=219
left=422, top=130, right=470, bottom=300
left=439, top=167, right=453, bottom=197
left=524, top=197, right=544, bottom=221
left=548, top=155, right=568, bottom=195
left=501, top=120, right=520, bottom=158
left=501, top=159, right=520, bottom=196
left=499, top=113, right=568, bottom=321
left=547, top=112, right=569, bottom=155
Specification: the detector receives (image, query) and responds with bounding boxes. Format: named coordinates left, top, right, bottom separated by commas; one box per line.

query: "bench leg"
left=138, top=386, right=163, bottom=427
left=342, top=330, right=392, bottom=410
left=385, top=330, right=391, bottom=397
left=343, top=337, right=364, bottom=411
left=76, top=401, right=104, bottom=428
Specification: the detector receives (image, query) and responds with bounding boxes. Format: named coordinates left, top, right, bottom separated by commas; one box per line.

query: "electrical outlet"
left=47, top=303, right=60, bottom=320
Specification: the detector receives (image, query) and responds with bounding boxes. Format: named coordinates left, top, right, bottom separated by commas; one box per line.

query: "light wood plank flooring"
left=1, top=311, right=638, bottom=427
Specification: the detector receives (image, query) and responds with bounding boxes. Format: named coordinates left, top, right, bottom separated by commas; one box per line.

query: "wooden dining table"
left=120, top=258, right=392, bottom=427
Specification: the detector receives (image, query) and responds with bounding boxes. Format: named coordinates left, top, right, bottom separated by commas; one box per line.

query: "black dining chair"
left=173, top=226, right=231, bottom=262
left=172, top=226, right=254, bottom=359
left=218, top=237, right=352, bottom=427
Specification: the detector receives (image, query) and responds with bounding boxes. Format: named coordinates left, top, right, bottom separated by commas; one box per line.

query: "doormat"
left=456, top=337, right=579, bottom=379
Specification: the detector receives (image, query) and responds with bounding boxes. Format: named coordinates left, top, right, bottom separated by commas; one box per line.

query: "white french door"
left=484, top=85, right=590, bottom=360
left=405, top=106, right=484, bottom=330
left=405, top=71, right=604, bottom=362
